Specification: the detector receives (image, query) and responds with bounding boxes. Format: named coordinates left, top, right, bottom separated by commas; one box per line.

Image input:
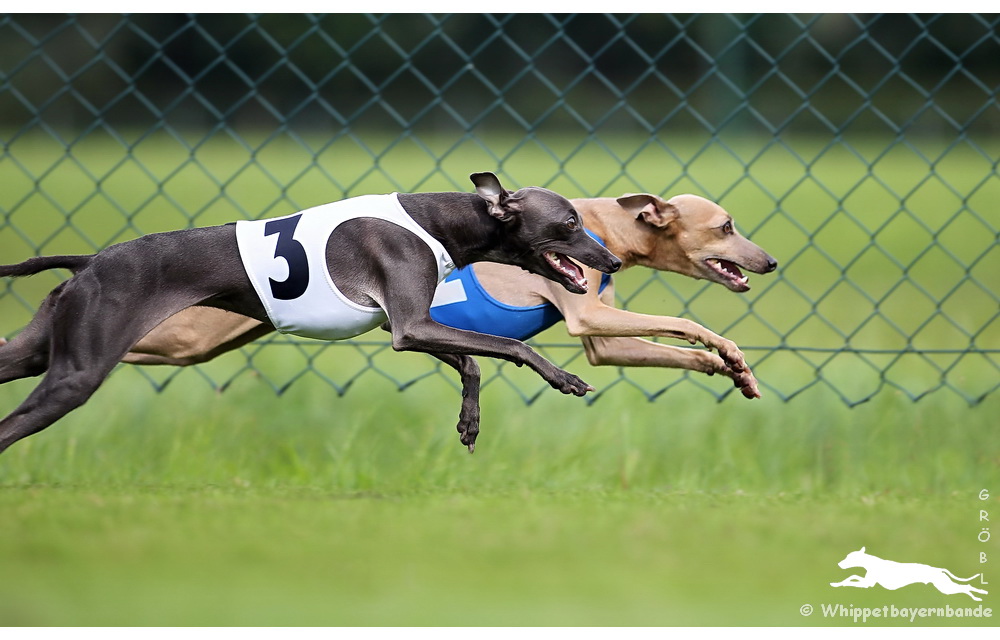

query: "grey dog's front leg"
left=373, top=269, right=592, bottom=396
left=383, top=319, right=481, bottom=451
left=353, top=226, right=592, bottom=450
left=429, top=352, right=481, bottom=452
left=389, top=317, right=593, bottom=396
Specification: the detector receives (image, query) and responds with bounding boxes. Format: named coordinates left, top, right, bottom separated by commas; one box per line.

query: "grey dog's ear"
left=616, top=193, right=678, bottom=229
left=471, top=172, right=517, bottom=222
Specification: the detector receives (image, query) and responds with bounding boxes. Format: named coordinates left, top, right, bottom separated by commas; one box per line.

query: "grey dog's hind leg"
left=0, top=228, right=262, bottom=454
left=0, top=273, right=213, bottom=453
left=0, top=282, right=66, bottom=385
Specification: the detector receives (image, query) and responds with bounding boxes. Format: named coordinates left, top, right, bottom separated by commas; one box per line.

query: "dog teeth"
left=707, top=258, right=750, bottom=287
left=546, top=251, right=588, bottom=289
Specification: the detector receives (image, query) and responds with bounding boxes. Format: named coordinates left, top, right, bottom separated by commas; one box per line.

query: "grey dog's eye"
left=566, top=216, right=578, bottom=230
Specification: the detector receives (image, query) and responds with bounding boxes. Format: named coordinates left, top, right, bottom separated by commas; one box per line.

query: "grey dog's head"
left=471, top=172, right=621, bottom=294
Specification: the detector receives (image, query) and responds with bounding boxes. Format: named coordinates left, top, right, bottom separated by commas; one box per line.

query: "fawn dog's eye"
left=722, top=221, right=733, bottom=235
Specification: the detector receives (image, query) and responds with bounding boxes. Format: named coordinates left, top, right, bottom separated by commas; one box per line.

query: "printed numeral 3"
left=264, top=214, right=310, bottom=300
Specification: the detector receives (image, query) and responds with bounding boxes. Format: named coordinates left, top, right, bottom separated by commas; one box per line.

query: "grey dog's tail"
left=941, top=568, right=981, bottom=583
left=0, top=255, right=93, bottom=278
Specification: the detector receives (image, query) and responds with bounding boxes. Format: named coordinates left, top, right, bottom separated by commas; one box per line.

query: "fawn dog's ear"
left=616, top=193, right=679, bottom=229
left=471, top=172, right=518, bottom=222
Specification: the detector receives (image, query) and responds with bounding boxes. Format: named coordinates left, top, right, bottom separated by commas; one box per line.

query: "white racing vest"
left=236, top=193, right=455, bottom=341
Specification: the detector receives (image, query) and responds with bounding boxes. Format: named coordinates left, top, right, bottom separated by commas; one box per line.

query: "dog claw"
left=548, top=370, right=593, bottom=396
left=569, top=383, right=591, bottom=396
left=458, top=420, right=479, bottom=452
left=737, top=375, right=761, bottom=399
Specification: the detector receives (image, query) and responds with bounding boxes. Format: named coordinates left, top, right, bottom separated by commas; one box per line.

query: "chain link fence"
left=1, top=13, right=997, bottom=406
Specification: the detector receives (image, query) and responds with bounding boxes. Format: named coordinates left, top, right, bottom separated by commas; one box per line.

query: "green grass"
left=1, top=130, right=998, bottom=625
left=0, top=487, right=988, bottom=626
left=1, top=366, right=995, bottom=495
left=0, top=371, right=996, bottom=626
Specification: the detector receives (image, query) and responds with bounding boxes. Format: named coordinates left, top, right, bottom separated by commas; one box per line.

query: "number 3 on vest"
left=264, top=214, right=310, bottom=300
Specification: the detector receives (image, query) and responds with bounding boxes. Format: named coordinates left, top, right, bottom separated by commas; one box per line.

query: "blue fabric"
left=430, top=229, right=612, bottom=341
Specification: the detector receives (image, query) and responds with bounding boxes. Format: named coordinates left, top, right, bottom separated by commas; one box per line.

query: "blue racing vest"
left=429, top=230, right=613, bottom=341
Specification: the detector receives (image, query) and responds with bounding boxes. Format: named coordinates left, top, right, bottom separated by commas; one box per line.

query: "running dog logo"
left=831, top=547, right=988, bottom=602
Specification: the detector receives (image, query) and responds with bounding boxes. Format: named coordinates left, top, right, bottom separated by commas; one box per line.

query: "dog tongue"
left=547, top=251, right=588, bottom=290
left=560, top=255, right=587, bottom=289
left=718, top=259, right=744, bottom=279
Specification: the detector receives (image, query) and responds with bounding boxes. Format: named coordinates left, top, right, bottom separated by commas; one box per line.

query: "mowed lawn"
left=0, top=131, right=997, bottom=625
left=0, top=370, right=996, bottom=626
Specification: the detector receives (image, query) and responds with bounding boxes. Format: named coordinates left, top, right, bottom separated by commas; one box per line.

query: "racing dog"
left=831, top=547, right=988, bottom=601
left=0, top=172, right=621, bottom=454
left=90, top=191, right=777, bottom=399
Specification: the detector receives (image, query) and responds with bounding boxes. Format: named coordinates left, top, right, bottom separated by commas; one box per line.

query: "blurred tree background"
left=3, top=14, right=997, bottom=140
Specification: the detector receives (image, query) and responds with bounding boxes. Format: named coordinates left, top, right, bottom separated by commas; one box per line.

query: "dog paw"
left=712, top=355, right=761, bottom=399
left=547, top=370, right=594, bottom=396
left=457, top=416, right=480, bottom=453
left=715, top=339, right=748, bottom=373
left=736, top=370, right=762, bottom=399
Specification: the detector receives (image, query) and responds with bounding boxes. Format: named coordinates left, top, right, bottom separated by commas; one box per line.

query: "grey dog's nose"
left=609, top=255, right=623, bottom=273
left=764, top=256, right=778, bottom=273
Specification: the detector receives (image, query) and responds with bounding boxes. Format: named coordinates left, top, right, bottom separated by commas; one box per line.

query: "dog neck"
left=396, top=192, right=507, bottom=269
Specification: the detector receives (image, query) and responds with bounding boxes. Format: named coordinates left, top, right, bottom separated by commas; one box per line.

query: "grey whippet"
left=0, top=172, right=621, bottom=454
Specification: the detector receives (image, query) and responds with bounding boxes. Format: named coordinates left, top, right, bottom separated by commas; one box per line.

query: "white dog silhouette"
left=831, top=547, right=988, bottom=601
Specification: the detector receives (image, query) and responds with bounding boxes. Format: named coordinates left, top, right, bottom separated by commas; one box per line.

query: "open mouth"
left=706, top=258, right=750, bottom=291
left=545, top=251, right=588, bottom=292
